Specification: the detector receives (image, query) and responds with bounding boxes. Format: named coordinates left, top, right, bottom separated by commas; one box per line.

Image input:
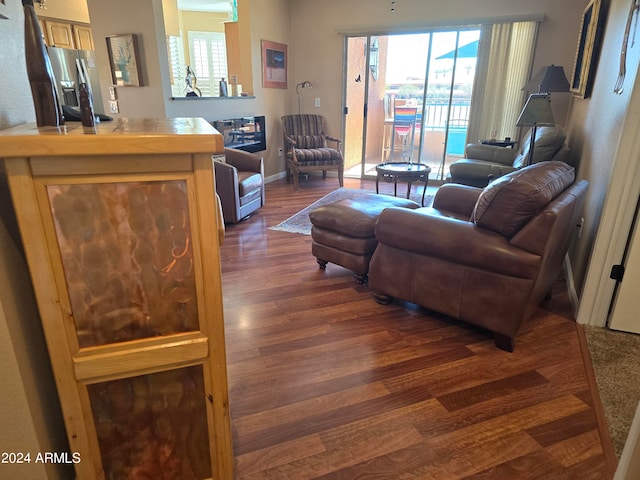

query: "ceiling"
left=177, top=0, right=233, bottom=13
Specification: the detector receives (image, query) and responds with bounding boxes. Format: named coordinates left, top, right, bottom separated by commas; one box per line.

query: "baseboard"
left=564, top=254, right=580, bottom=318
left=576, top=324, right=619, bottom=478
left=264, top=171, right=287, bottom=184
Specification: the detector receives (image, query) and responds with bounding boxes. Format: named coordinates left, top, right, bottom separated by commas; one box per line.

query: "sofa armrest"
left=324, top=135, right=342, bottom=147
left=449, top=160, right=518, bottom=187
left=432, top=184, right=482, bottom=218
left=224, top=148, right=263, bottom=172
left=465, top=143, right=518, bottom=166
left=214, top=161, right=240, bottom=222
left=215, top=193, right=225, bottom=246
left=375, top=208, right=541, bottom=278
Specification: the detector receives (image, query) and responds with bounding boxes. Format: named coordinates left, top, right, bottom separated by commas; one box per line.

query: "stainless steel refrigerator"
left=47, top=46, right=106, bottom=116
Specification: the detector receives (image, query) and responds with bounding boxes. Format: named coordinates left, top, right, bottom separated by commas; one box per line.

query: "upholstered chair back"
left=512, top=125, right=569, bottom=168
left=282, top=114, right=327, bottom=148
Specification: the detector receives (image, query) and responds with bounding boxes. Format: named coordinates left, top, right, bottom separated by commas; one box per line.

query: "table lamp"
left=523, top=64, right=570, bottom=94
left=516, top=93, right=555, bottom=166
left=296, top=81, right=313, bottom=113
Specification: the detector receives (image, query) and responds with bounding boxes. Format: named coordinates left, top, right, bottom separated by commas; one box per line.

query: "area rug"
left=584, top=325, right=640, bottom=458
left=269, top=187, right=433, bottom=235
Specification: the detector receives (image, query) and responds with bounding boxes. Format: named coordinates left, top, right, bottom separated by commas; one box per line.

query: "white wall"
left=287, top=0, right=586, bottom=145
left=567, top=0, right=640, bottom=294
left=86, top=0, right=167, bottom=119
left=163, top=0, right=292, bottom=177
left=35, top=0, right=90, bottom=23
left=575, top=0, right=640, bottom=328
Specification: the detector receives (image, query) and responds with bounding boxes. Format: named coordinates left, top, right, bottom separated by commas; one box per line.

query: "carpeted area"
left=584, top=325, right=640, bottom=458
left=270, top=187, right=433, bottom=235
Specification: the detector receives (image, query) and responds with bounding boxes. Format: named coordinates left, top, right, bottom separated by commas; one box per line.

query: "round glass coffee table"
left=375, top=162, right=431, bottom=206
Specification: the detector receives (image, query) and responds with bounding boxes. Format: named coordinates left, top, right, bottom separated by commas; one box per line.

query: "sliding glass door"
left=343, top=28, right=480, bottom=181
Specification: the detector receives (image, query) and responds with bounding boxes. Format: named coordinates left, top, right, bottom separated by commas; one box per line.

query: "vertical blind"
left=467, top=20, right=539, bottom=144
left=167, top=35, right=185, bottom=97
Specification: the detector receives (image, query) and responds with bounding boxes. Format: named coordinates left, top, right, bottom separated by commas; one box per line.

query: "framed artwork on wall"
left=261, top=40, right=287, bottom=89
left=570, top=0, right=606, bottom=98
left=106, top=34, right=142, bottom=87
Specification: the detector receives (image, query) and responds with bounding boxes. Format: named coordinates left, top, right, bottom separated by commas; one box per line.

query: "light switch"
left=315, top=97, right=321, bottom=107
left=109, top=100, right=119, bottom=113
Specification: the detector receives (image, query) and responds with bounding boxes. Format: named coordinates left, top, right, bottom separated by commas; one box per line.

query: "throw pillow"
left=472, top=161, right=575, bottom=238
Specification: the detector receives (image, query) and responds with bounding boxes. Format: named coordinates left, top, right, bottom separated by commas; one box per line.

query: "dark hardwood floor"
left=220, top=176, right=614, bottom=479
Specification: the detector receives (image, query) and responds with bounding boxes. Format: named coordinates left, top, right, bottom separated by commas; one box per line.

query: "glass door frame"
left=342, top=27, right=480, bottom=183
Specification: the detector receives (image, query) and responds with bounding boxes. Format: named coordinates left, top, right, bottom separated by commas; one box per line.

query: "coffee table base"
left=375, top=162, right=431, bottom=206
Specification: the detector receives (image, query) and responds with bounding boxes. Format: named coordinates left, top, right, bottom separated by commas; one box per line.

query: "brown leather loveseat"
left=368, top=161, right=588, bottom=351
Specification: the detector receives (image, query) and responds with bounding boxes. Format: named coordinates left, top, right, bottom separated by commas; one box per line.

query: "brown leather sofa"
left=449, top=125, right=570, bottom=187
left=368, top=161, right=588, bottom=351
left=214, top=147, right=265, bottom=223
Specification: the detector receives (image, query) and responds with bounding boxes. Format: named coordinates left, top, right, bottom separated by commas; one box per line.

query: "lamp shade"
left=523, top=65, right=570, bottom=94
left=296, top=80, right=313, bottom=92
left=516, top=94, right=555, bottom=127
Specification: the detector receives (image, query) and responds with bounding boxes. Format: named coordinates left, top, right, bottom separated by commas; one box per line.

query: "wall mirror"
left=164, top=0, right=248, bottom=98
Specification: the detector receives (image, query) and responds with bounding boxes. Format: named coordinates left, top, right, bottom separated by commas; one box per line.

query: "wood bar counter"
left=0, top=118, right=232, bottom=479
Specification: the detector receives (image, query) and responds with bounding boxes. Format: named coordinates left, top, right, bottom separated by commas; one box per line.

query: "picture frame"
left=106, top=34, right=142, bottom=87
left=570, top=0, right=605, bottom=98
left=261, top=40, right=287, bottom=89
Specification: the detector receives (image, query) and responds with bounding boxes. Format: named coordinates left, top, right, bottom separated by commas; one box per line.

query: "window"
left=188, top=31, right=228, bottom=97
left=167, top=35, right=185, bottom=97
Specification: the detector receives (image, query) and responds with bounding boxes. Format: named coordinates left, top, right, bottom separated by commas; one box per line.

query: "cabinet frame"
left=1, top=119, right=232, bottom=479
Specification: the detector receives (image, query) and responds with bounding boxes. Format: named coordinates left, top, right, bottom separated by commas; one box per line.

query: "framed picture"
left=261, top=40, right=287, bottom=89
left=106, top=34, right=142, bottom=87
left=570, top=0, right=605, bottom=98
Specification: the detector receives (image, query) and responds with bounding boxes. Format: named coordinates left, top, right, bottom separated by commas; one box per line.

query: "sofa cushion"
left=513, top=126, right=567, bottom=169
left=310, top=194, right=419, bottom=238
left=237, top=171, right=262, bottom=197
left=472, top=161, right=575, bottom=238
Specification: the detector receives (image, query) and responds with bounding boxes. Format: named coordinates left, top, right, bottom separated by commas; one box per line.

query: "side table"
left=375, top=161, right=431, bottom=206
left=481, top=139, right=518, bottom=148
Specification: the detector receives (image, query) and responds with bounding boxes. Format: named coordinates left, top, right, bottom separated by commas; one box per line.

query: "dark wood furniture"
left=375, top=161, right=431, bottom=206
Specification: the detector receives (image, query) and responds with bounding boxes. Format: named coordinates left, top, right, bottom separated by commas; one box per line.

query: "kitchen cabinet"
left=0, top=118, right=232, bottom=479
left=39, top=17, right=94, bottom=50
left=73, top=23, right=95, bottom=50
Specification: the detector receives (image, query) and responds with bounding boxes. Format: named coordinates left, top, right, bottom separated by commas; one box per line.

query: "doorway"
left=343, top=29, right=480, bottom=182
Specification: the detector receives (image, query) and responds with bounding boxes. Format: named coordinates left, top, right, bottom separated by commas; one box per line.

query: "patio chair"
left=389, top=106, right=418, bottom=162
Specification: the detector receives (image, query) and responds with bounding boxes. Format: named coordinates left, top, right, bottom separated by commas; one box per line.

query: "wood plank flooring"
left=220, top=176, right=614, bottom=479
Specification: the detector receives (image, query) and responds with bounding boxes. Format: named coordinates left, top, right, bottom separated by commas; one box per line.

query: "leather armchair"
left=368, top=161, right=588, bottom=351
left=214, top=148, right=265, bottom=223
left=449, top=125, right=570, bottom=187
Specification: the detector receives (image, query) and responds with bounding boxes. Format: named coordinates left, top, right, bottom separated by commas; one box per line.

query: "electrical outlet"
left=109, top=100, right=119, bottom=113
left=278, top=147, right=283, bottom=157
left=315, top=97, right=321, bottom=107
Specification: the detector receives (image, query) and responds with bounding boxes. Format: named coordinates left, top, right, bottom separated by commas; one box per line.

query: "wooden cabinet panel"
left=0, top=118, right=232, bottom=480
left=39, top=18, right=95, bottom=50
left=46, top=19, right=75, bottom=49
left=73, top=24, right=94, bottom=50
